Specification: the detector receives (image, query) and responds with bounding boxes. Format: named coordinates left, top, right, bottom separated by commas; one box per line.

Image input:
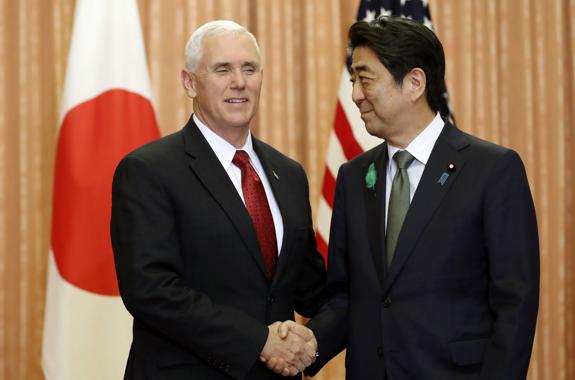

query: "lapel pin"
left=437, top=172, right=449, bottom=186
left=272, top=170, right=279, bottom=180
left=447, top=162, right=456, bottom=172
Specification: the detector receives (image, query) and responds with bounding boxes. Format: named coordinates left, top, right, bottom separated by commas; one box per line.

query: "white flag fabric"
left=42, top=0, right=160, bottom=379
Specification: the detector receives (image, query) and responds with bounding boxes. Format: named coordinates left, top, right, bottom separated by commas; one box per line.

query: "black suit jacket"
left=307, top=123, right=539, bottom=380
left=111, top=117, right=326, bottom=380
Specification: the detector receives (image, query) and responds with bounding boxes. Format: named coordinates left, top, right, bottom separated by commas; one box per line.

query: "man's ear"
left=181, top=69, right=197, bottom=98
left=405, top=67, right=427, bottom=103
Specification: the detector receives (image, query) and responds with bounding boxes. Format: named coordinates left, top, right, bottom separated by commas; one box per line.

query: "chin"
left=225, top=117, right=252, bottom=129
left=228, top=111, right=255, bottom=123
left=364, top=122, right=377, bottom=135
left=364, top=123, right=385, bottom=139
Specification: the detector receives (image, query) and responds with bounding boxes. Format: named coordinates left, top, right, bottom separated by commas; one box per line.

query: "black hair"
left=349, top=16, right=446, bottom=112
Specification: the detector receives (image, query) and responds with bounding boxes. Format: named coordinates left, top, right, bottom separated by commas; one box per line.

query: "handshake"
left=259, top=320, right=318, bottom=377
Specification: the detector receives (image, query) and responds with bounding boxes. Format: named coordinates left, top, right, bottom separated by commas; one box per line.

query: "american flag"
left=315, top=0, right=454, bottom=259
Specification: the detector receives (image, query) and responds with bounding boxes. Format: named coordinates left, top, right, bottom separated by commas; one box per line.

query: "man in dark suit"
left=277, top=16, right=539, bottom=379
left=111, top=20, right=325, bottom=380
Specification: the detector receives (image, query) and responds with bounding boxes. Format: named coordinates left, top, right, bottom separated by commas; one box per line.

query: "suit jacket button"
left=383, top=297, right=391, bottom=308
left=377, top=346, right=384, bottom=357
left=268, top=296, right=275, bottom=304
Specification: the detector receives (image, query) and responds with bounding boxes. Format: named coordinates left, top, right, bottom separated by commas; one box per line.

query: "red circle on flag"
left=51, top=89, right=160, bottom=295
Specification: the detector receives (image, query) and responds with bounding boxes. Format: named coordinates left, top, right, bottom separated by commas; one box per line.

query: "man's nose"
left=351, top=81, right=365, bottom=104
left=230, top=69, right=246, bottom=89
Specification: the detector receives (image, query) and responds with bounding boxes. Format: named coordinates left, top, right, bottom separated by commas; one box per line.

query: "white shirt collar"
left=193, top=114, right=258, bottom=170
left=387, top=113, right=445, bottom=165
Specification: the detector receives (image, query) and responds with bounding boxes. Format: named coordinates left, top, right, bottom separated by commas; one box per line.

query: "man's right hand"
left=260, top=321, right=317, bottom=376
left=260, top=321, right=318, bottom=376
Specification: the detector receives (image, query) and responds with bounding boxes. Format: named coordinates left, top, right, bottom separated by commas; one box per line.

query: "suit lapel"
left=383, top=123, right=470, bottom=294
left=252, top=139, right=292, bottom=286
left=363, top=143, right=388, bottom=284
left=182, top=119, right=268, bottom=278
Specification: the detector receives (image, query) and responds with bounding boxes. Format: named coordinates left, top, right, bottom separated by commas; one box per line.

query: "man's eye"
left=243, top=67, right=256, bottom=74
left=215, top=67, right=230, bottom=73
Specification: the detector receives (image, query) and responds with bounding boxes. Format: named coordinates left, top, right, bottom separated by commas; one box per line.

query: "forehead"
left=201, top=33, right=260, bottom=65
left=350, top=46, right=382, bottom=73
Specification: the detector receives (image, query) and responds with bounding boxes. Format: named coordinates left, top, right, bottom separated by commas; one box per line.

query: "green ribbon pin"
left=365, top=162, right=377, bottom=190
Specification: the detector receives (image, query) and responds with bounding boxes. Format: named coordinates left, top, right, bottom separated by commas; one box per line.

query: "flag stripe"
left=316, top=232, right=329, bottom=260
left=321, top=167, right=337, bottom=209
left=333, top=101, right=364, bottom=159
left=325, top=132, right=347, bottom=181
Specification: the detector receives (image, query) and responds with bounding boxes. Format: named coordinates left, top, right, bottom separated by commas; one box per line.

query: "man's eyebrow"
left=244, top=60, right=259, bottom=65
left=211, top=61, right=260, bottom=68
left=211, top=62, right=232, bottom=68
left=350, top=64, right=374, bottom=74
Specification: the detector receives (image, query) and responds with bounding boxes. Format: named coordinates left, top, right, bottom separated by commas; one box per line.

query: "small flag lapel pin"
left=437, top=172, right=449, bottom=185
left=437, top=162, right=456, bottom=186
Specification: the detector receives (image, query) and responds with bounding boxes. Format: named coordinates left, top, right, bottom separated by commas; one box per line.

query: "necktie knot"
left=233, top=150, right=250, bottom=169
left=393, top=150, right=415, bottom=169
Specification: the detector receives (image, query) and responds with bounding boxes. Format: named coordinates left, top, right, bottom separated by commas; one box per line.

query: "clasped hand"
left=260, top=320, right=317, bottom=377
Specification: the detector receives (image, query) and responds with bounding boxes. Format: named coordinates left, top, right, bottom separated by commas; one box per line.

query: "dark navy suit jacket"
left=307, top=122, right=539, bottom=380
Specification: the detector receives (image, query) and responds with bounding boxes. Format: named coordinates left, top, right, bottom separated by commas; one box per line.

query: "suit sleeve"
left=480, top=150, right=539, bottom=379
left=111, top=154, right=268, bottom=380
left=305, top=164, right=350, bottom=375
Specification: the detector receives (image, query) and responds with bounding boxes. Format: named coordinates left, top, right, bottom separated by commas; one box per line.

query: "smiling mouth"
left=225, top=98, right=248, bottom=103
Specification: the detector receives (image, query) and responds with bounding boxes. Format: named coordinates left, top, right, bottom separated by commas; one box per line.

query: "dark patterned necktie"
left=233, top=150, right=278, bottom=278
left=386, top=150, right=415, bottom=267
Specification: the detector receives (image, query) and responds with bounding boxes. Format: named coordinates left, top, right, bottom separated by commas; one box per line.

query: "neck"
left=385, top=107, right=436, bottom=149
left=217, top=128, right=250, bottom=149
left=194, top=113, right=250, bottom=149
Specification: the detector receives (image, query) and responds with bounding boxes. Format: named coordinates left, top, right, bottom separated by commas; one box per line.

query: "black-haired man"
left=281, top=16, right=539, bottom=380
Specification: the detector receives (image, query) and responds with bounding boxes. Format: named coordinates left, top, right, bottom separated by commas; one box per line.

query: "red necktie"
left=233, top=150, right=278, bottom=278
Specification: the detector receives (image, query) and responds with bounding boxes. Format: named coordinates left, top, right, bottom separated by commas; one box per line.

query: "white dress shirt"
left=194, top=114, right=284, bottom=254
left=385, top=113, right=445, bottom=229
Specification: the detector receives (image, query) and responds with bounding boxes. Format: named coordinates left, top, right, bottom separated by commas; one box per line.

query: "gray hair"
left=184, top=20, right=261, bottom=72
